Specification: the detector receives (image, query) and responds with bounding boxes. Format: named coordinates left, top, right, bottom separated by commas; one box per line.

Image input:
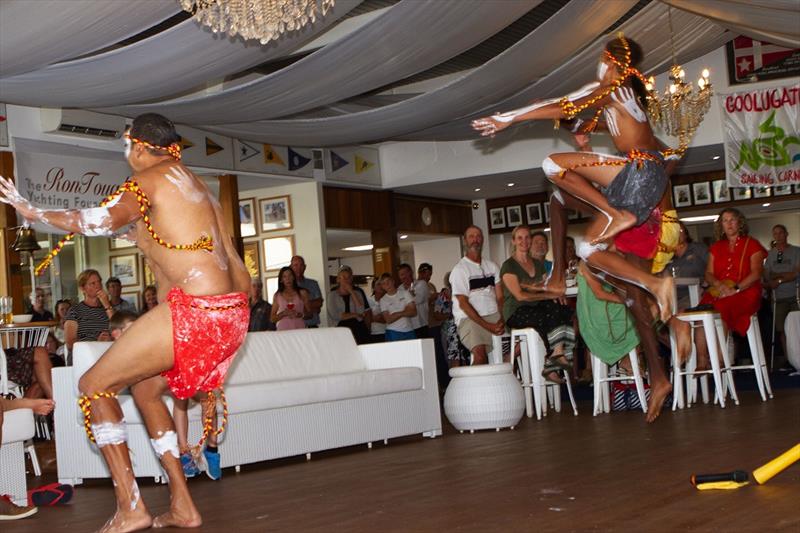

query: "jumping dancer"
left=472, top=35, right=675, bottom=321
left=0, top=113, right=250, bottom=532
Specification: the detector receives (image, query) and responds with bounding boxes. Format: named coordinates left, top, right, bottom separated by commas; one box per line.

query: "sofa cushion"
left=1, top=408, right=35, bottom=444
left=116, top=367, right=422, bottom=424
left=227, top=328, right=366, bottom=384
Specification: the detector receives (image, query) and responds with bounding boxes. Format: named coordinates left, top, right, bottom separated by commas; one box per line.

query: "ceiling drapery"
left=0, top=0, right=362, bottom=107
left=203, top=0, right=637, bottom=146
left=100, top=0, right=541, bottom=124
left=661, top=0, right=800, bottom=49
left=403, top=2, right=732, bottom=141
left=0, top=0, right=179, bottom=78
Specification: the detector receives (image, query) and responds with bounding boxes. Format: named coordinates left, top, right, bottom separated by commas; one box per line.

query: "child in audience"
left=109, top=311, right=139, bottom=340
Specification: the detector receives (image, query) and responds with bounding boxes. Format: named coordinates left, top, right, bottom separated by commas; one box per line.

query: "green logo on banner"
left=735, top=111, right=800, bottom=171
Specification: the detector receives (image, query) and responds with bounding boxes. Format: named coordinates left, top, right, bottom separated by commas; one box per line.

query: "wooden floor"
left=7, top=388, right=799, bottom=532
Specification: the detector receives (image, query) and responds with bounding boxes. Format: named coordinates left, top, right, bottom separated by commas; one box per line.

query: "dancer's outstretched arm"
left=0, top=176, right=140, bottom=236
left=471, top=82, right=615, bottom=136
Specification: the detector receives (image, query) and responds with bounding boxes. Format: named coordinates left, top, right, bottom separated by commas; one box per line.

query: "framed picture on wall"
left=243, top=241, right=261, bottom=278
left=673, top=184, right=692, bottom=208
left=142, top=256, right=156, bottom=286
left=109, top=237, right=135, bottom=250
left=506, top=205, right=522, bottom=227
left=489, top=207, right=506, bottom=229
left=693, top=182, right=712, bottom=205
left=525, top=203, right=542, bottom=225
left=753, top=186, right=771, bottom=198
left=712, top=179, right=731, bottom=203
left=774, top=184, right=793, bottom=196
left=544, top=203, right=550, bottom=223
left=259, top=195, right=292, bottom=233
left=109, top=254, right=139, bottom=287
left=263, top=235, right=295, bottom=271
left=732, top=187, right=752, bottom=201
left=121, top=291, right=141, bottom=312
left=239, top=198, right=257, bottom=237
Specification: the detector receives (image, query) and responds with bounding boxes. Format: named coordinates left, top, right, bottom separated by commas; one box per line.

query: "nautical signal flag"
left=177, top=136, right=194, bottom=151
left=288, top=147, right=311, bottom=171
left=263, top=144, right=286, bottom=166
left=205, top=137, right=224, bottom=156
left=330, top=150, right=349, bottom=172
left=238, top=140, right=260, bottom=162
left=355, top=155, right=374, bottom=174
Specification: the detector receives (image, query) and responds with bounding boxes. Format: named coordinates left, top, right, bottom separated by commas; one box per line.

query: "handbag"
left=708, top=237, right=750, bottom=298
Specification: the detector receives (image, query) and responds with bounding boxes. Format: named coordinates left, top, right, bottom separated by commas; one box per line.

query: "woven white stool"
left=673, top=311, right=738, bottom=409
left=510, top=328, right=577, bottom=420
left=592, top=349, right=647, bottom=415
left=443, top=363, right=525, bottom=433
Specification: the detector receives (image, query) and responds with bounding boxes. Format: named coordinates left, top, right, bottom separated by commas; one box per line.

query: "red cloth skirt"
left=162, top=286, right=250, bottom=399
left=614, top=207, right=662, bottom=260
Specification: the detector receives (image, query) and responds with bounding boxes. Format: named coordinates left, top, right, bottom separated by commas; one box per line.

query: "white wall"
left=411, top=236, right=462, bottom=288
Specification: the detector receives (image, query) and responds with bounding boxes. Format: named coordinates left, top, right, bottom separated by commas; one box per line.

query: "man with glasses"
left=764, top=224, right=800, bottom=364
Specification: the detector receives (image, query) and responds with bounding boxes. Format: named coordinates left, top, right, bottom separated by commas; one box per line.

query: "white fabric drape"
left=0, top=0, right=361, bottom=107
left=101, top=0, right=540, bottom=124
left=404, top=2, right=732, bottom=141
left=201, top=0, right=637, bottom=146
left=0, top=0, right=179, bottom=78
left=661, top=0, right=800, bottom=48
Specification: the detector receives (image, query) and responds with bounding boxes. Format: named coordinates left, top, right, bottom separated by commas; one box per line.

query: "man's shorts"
left=775, top=299, right=799, bottom=333
left=457, top=312, right=501, bottom=352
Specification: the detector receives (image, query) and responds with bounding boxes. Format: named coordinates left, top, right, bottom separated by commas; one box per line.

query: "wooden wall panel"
left=393, top=195, right=472, bottom=235
left=323, top=186, right=393, bottom=230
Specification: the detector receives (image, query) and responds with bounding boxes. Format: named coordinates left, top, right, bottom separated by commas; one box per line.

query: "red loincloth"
left=614, top=207, right=662, bottom=260
left=162, top=286, right=250, bottom=400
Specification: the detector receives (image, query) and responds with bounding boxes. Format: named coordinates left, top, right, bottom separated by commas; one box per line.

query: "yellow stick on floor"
left=753, top=444, right=800, bottom=485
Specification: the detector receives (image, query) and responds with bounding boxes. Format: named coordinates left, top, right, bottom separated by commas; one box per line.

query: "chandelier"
left=180, top=0, right=336, bottom=45
left=645, top=7, right=713, bottom=152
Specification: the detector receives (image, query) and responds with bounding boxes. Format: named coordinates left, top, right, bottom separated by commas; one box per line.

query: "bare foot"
left=152, top=508, right=202, bottom=529
left=590, top=210, right=637, bottom=245
left=542, top=371, right=564, bottom=385
left=18, top=398, right=55, bottom=416
left=670, top=318, right=692, bottom=364
left=96, top=507, right=153, bottom=533
left=652, top=276, right=674, bottom=322
left=695, top=352, right=711, bottom=372
left=645, top=380, right=672, bottom=423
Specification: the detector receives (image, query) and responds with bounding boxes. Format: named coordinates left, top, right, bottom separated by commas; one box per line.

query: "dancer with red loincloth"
left=0, top=113, right=251, bottom=532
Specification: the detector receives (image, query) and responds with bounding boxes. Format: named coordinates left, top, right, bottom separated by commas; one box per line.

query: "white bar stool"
left=510, top=328, right=577, bottom=420
left=673, top=311, right=738, bottom=409
left=592, top=349, right=647, bottom=415
left=717, top=314, right=772, bottom=401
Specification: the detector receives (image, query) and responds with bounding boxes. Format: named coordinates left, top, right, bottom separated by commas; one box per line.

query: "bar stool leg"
left=526, top=332, right=545, bottom=420
left=702, top=315, right=726, bottom=408
left=562, top=370, right=578, bottom=416
left=513, top=333, right=534, bottom=417
left=630, top=350, right=648, bottom=414
left=746, top=319, right=768, bottom=402
left=750, top=316, right=773, bottom=399
left=714, top=319, right=739, bottom=405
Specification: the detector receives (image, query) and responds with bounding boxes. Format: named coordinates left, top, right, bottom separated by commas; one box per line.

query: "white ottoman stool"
left=443, top=363, right=525, bottom=433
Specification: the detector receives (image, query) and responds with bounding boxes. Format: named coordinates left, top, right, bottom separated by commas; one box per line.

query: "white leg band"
left=542, top=157, right=564, bottom=179
left=150, top=430, right=180, bottom=459
left=92, top=421, right=128, bottom=447
left=577, top=239, right=608, bottom=261
left=551, top=188, right=565, bottom=205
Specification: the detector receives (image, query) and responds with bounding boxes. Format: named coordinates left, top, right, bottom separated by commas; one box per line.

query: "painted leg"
left=547, top=191, right=570, bottom=295
left=131, top=377, right=201, bottom=529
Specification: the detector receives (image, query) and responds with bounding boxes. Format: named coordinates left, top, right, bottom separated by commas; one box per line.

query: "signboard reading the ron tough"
left=720, top=83, right=800, bottom=188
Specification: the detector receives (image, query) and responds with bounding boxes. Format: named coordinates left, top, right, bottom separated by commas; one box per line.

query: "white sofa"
left=53, top=328, right=442, bottom=485
left=1, top=407, right=35, bottom=505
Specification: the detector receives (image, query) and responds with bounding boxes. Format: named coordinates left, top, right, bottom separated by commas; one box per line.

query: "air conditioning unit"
left=40, top=108, right=126, bottom=139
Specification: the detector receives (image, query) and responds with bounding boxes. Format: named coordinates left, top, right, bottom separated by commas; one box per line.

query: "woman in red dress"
left=696, top=208, right=766, bottom=368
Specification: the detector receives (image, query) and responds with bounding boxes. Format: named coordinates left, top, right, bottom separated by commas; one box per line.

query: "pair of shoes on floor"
left=0, top=494, right=37, bottom=521
left=199, top=448, right=222, bottom=481
left=181, top=452, right=201, bottom=479
left=27, top=482, right=73, bottom=507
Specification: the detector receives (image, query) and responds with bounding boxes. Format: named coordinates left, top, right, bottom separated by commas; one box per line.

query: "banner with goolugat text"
left=720, top=83, right=800, bottom=188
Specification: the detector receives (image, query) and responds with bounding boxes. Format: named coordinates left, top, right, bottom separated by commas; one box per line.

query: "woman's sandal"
left=27, top=482, right=73, bottom=506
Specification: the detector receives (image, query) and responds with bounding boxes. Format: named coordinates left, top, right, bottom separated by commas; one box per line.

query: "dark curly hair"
left=605, top=36, right=647, bottom=108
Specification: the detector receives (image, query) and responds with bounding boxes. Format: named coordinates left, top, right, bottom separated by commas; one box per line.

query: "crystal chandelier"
left=180, top=0, right=336, bottom=45
left=645, top=7, right=713, bottom=152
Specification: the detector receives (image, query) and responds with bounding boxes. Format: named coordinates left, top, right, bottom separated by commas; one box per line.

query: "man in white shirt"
left=378, top=273, right=417, bottom=341
left=450, top=225, right=504, bottom=364
left=398, top=263, right=428, bottom=336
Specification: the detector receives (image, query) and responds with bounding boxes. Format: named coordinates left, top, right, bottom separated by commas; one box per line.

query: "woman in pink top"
left=270, top=266, right=309, bottom=330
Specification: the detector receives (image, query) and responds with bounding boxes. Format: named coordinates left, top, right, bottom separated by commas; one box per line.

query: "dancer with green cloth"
left=576, top=261, right=639, bottom=367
